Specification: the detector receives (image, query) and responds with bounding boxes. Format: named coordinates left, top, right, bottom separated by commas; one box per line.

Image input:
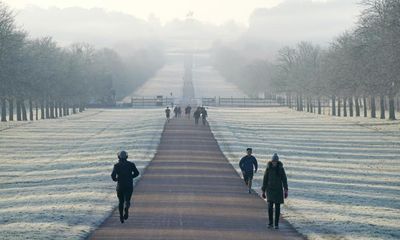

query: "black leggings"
left=268, top=201, right=281, bottom=226
left=117, top=189, right=133, bottom=216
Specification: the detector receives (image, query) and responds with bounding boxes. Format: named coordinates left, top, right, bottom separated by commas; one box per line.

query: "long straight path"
left=89, top=118, right=304, bottom=240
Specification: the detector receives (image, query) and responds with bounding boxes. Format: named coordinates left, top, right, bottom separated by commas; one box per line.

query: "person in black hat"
left=239, top=148, right=258, bottom=193
left=111, top=150, right=140, bottom=223
left=261, top=153, right=288, bottom=229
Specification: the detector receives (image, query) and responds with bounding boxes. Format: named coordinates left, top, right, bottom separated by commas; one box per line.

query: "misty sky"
left=2, top=0, right=362, bottom=54
left=5, top=0, right=336, bottom=25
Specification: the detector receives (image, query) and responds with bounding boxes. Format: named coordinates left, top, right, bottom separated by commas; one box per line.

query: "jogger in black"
left=111, top=150, right=140, bottom=223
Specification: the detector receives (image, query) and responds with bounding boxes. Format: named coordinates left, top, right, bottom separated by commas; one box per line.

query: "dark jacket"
left=201, top=109, right=208, bottom=119
left=261, top=161, right=288, bottom=204
left=193, top=110, right=201, bottom=118
left=111, top=160, right=140, bottom=191
left=239, top=155, right=258, bottom=173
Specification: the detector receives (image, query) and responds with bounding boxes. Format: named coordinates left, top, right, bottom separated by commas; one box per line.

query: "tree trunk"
left=41, top=99, right=45, bottom=120
left=300, top=95, right=304, bottom=111
left=389, top=94, right=396, bottom=120
left=35, top=102, right=39, bottom=120
left=332, top=95, right=336, bottom=116
left=380, top=95, right=385, bottom=119
left=45, top=99, right=50, bottom=119
left=371, top=96, right=376, bottom=118
left=349, top=97, right=354, bottom=117
left=79, top=104, right=84, bottom=113
left=343, top=97, right=347, bottom=117
left=59, top=102, right=63, bottom=117
left=355, top=97, right=360, bottom=117
left=50, top=100, right=55, bottom=119
left=397, top=97, right=400, bottom=113
left=16, top=99, right=22, bottom=121
left=363, top=97, right=367, bottom=117
left=65, top=103, right=69, bottom=116
left=72, top=105, right=77, bottom=114
left=29, top=98, right=33, bottom=121
left=9, top=97, right=14, bottom=121
left=318, top=98, right=321, bottom=114
left=337, top=97, right=341, bottom=117
left=21, top=100, right=27, bottom=121
left=1, top=98, right=7, bottom=122
left=63, top=103, right=66, bottom=116
left=55, top=101, right=58, bottom=118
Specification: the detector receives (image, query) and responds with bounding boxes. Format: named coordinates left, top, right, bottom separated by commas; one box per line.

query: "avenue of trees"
left=213, top=0, right=400, bottom=120
left=0, top=2, right=164, bottom=122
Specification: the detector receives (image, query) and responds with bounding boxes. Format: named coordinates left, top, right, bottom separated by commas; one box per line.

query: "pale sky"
left=3, top=0, right=286, bottom=25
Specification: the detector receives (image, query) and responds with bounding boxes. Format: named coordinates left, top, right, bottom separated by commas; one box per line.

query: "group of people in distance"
left=111, top=148, right=288, bottom=230
left=165, top=105, right=208, bottom=125
left=239, top=148, right=288, bottom=229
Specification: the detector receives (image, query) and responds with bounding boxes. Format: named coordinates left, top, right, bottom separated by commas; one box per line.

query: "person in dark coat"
left=173, top=106, right=178, bottom=118
left=185, top=105, right=192, bottom=119
left=193, top=107, right=201, bottom=125
left=111, top=150, right=140, bottom=223
left=239, top=148, right=258, bottom=193
left=165, top=107, right=171, bottom=122
left=261, top=153, right=288, bottom=229
left=177, top=106, right=182, bottom=117
left=201, top=107, right=208, bottom=126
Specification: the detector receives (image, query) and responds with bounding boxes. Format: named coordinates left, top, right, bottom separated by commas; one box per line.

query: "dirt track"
left=89, top=118, right=304, bottom=240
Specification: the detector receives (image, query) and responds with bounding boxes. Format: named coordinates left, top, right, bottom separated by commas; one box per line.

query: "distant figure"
left=239, top=148, right=258, bottom=194
left=177, top=106, right=182, bottom=118
left=173, top=106, right=178, bottom=118
left=261, top=153, right=288, bottom=229
left=193, top=107, right=201, bottom=125
left=185, top=105, right=192, bottom=119
left=165, top=107, right=171, bottom=122
left=111, top=151, right=140, bottom=223
left=201, top=107, right=208, bottom=126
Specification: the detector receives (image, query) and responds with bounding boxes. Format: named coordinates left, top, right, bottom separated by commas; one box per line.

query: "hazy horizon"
left=4, top=0, right=284, bottom=25
left=2, top=0, right=362, bottom=51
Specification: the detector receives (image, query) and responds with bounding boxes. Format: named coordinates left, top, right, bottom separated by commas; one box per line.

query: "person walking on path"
left=201, top=107, right=208, bottom=126
left=193, top=107, right=201, bottom=125
left=165, top=107, right=171, bottom=122
left=185, top=105, right=192, bottom=119
left=111, top=151, right=140, bottom=223
left=239, top=148, right=258, bottom=194
left=261, top=153, right=288, bottom=229
left=173, top=106, right=178, bottom=118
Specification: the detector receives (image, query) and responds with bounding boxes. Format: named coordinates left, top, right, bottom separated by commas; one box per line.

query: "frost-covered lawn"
left=209, top=107, right=400, bottom=240
left=0, top=109, right=165, bottom=239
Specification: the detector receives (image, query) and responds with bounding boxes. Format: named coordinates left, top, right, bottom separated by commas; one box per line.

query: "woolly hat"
left=272, top=153, right=279, bottom=161
left=118, top=150, right=128, bottom=160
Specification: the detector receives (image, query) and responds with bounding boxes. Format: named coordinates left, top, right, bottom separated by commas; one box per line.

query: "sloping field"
left=208, top=107, right=400, bottom=240
left=0, top=109, right=165, bottom=239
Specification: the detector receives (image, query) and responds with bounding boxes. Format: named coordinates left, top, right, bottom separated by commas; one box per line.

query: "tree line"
left=213, top=0, right=399, bottom=120
left=0, top=2, right=164, bottom=122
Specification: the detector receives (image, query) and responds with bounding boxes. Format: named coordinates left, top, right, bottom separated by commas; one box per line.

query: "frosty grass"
left=209, top=107, right=400, bottom=240
left=0, top=109, right=165, bottom=239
